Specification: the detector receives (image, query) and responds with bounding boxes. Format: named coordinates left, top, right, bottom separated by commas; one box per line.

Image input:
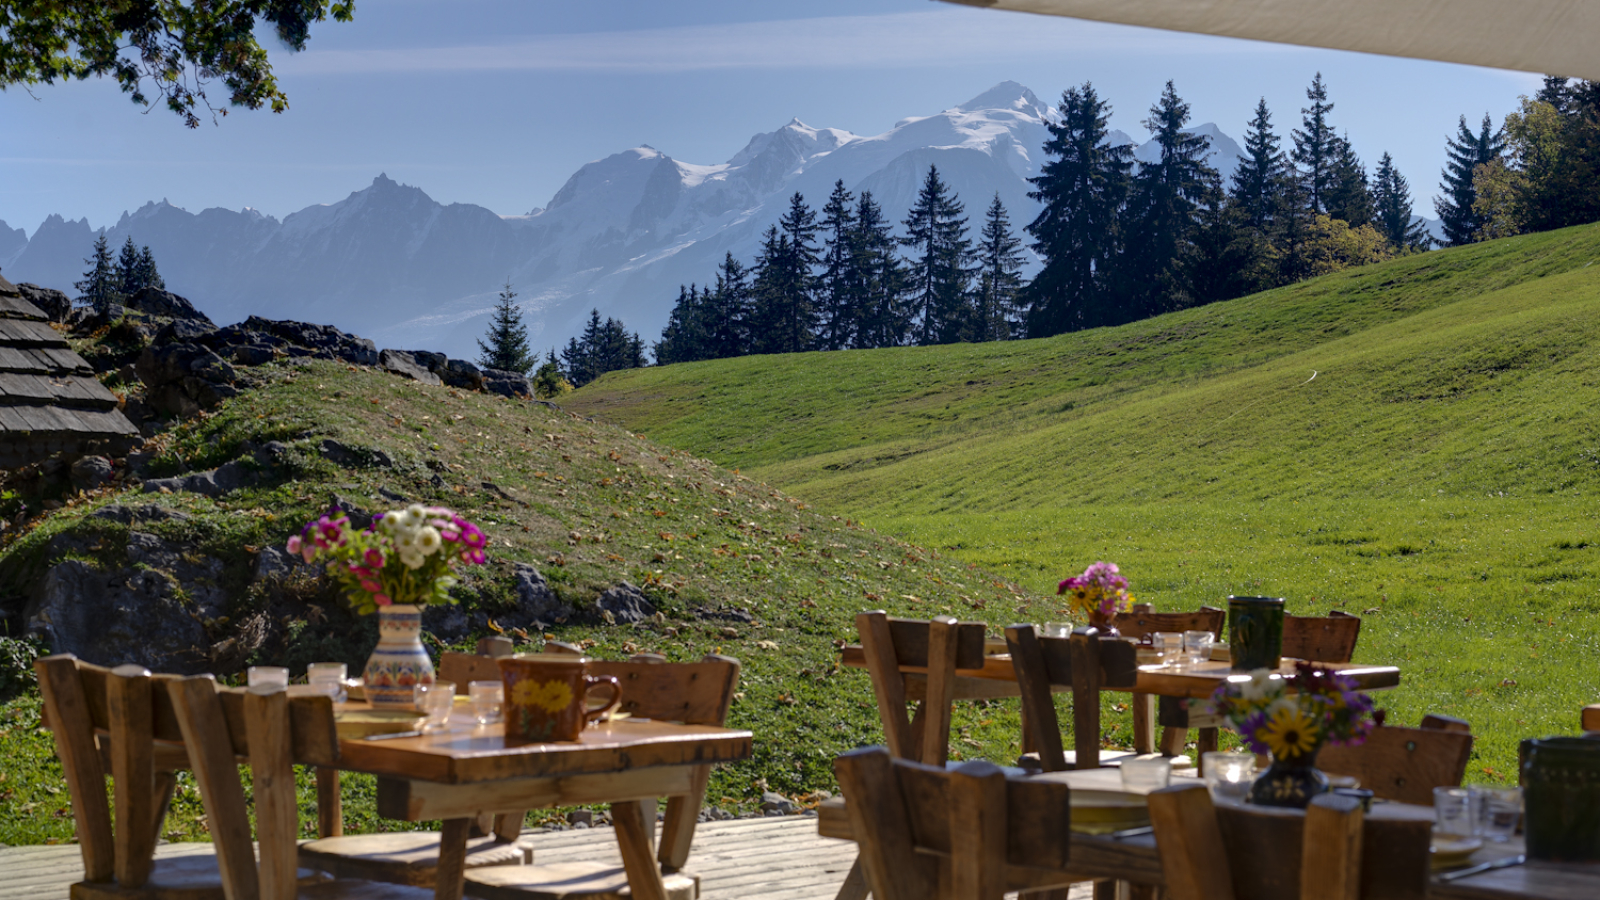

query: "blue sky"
left=0, top=0, right=1541, bottom=234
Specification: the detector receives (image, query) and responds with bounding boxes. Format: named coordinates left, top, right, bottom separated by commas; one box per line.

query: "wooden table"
left=1427, top=838, right=1600, bottom=900
left=332, top=705, right=753, bottom=900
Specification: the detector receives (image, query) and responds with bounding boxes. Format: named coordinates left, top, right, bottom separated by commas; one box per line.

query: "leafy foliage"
left=0, top=0, right=355, bottom=127
left=0, top=635, right=44, bottom=701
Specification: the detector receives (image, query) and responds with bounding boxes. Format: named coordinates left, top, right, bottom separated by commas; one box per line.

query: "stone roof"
left=0, top=273, right=138, bottom=468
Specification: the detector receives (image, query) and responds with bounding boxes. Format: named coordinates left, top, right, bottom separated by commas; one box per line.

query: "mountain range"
left=2, top=81, right=1338, bottom=358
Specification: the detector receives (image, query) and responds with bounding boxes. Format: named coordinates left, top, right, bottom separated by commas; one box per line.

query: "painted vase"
left=363, top=603, right=435, bottom=708
left=1249, top=747, right=1330, bottom=808
left=1228, top=595, right=1285, bottom=671
left=1087, top=610, right=1121, bottom=639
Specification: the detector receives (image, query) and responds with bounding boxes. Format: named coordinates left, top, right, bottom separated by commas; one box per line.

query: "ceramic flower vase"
left=363, top=604, right=435, bottom=708
left=1087, top=610, right=1121, bottom=639
left=1248, top=747, right=1329, bottom=808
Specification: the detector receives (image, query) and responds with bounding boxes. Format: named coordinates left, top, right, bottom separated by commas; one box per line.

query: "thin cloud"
left=277, top=9, right=1286, bottom=76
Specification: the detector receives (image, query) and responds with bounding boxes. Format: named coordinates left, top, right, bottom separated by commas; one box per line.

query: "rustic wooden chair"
left=1282, top=611, right=1362, bottom=663
left=1318, top=716, right=1475, bottom=806
left=297, top=636, right=535, bottom=888
left=166, top=674, right=435, bottom=900
left=1583, top=704, right=1600, bottom=733
left=459, top=653, right=740, bottom=900
left=1148, top=780, right=1432, bottom=900
left=1111, top=605, right=1226, bottom=758
left=855, top=611, right=990, bottom=768
left=833, top=746, right=1078, bottom=900
left=1004, top=624, right=1139, bottom=772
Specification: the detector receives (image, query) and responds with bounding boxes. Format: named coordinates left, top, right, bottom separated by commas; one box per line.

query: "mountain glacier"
left=3, top=82, right=1255, bottom=358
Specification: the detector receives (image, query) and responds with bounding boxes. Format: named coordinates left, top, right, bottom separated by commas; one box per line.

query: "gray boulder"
left=441, top=359, right=484, bottom=391
left=15, top=283, right=71, bottom=322
left=512, top=562, right=570, bottom=628
left=69, top=456, right=114, bottom=491
left=25, top=560, right=211, bottom=673
left=141, top=460, right=259, bottom=497
left=236, top=317, right=378, bottom=366
left=319, top=438, right=393, bottom=469
left=126, top=532, right=227, bottom=619
left=125, top=288, right=213, bottom=324
left=90, top=503, right=189, bottom=525
left=379, top=349, right=443, bottom=386
left=153, top=319, right=217, bottom=345
left=596, top=582, right=656, bottom=624
left=254, top=544, right=315, bottom=582
left=136, top=342, right=237, bottom=417
left=482, top=368, right=532, bottom=399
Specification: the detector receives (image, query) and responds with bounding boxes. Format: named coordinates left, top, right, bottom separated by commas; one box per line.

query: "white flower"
left=1240, top=669, right=1277, bottom=702
left=403, top=504, right=427, bottom=528
left=393, top=529, right=418, bottom=551
left=1266, top=696, right=1299, bottom=721
left=400, top=550, right=426, bottom=570
left=416, top=526, right=442, bottom=555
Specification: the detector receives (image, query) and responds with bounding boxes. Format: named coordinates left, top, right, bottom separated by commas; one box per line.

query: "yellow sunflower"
left=1256, top=705, right=1320, bottom=758
left=511, top=679, right=575, bottom=714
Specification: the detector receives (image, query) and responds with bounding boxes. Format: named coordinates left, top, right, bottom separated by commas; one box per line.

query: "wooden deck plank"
left=0, top=818, right=1088, bottom=900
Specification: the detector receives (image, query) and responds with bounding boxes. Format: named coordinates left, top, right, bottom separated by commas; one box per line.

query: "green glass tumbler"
left=1521, top=736, right=1600, bottom=862
left=1228, top=595, right=1284, bottom=672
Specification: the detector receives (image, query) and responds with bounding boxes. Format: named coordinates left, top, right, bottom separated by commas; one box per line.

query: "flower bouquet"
left=289, top=504, right=489, bottom=706
left=1057, top=561, right=1135, bottom=635
left=1207, top=661, right=1384, bottom=807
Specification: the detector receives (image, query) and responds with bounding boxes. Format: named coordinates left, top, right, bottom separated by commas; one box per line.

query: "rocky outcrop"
left=141, top=459, right=261, bottom=497
left=597, top=582, right=656, bottom=624
left=124, top=287, right=213, bottom=324
left=482, top=368, right=533, bottom=399
left=230, top=317, right=378, bottom=366
left=135, top=341, right=239, bottom=417
left=15, top=283, right=70, bottom=322
left=378, top=349, right=442, bottom=386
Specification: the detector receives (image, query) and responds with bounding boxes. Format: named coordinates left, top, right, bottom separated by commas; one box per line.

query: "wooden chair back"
left=833, top=746, right=1075, bottom=900
left=1282, top=611, right=1362, bottom=663
left=1318, top=719, right=1474, bottom=806
left=438, top=651, right=739, bottom=726
left=168, top=676, right=339, bottom=900
left=35, top=655, right=166, bottom=889
left=1003, top=624, right=1139, bottom=771
left=856, top=611, right=987, bottom=766
left=1150, top=781, right=1430, bottom=900
left=1112, top=607, right=1226, bottom=640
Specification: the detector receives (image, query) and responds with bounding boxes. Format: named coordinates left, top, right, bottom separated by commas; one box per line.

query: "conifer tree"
left=1181, top=171, right=1253, bottom=306
left=1023, top=82, right=1133, bottom=337
left=1325, top=137, right=1374, bottom=227
left=1230, top=98, right=1287, bottom=233
left=816, top=180, right=858, bottom=351
left=1273, top=174, right=1317, bottom=285
left=134, top=246, right=164, bottom=291
left=705, top=254, right=752, bottom=359
left=1536, top=76, right=1572, bottom=116
left=900, top=165, right=975, bottom=345
left=1436, top=114, right=1507, bottom=245
left=1292, top=73, right=1340, bottom=214
left=851, top=191, right=909, bottom=349
left=115, top=237, right=141, bottom=295
left=655, top=284, right=707, bottom=365
left=476, top=281, right=536, bottom=374
left=974, top=194, right=1025, bottom=342
left=1372, top=152, right=1430, bottom=251
left=563, top=309, right=645, bottom=386
left=533, top=348, right=571, bottom=399
left=751, top=194, right=820, bottom=354
left=1117, top=80, right=1216, bottom=319
left=75, top=234, right=120, bottom=312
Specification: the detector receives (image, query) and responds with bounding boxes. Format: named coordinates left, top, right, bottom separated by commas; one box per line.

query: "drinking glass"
left=307, top=662, right=347, bottom=702
left=470, top=680, right=504, bottom=725
left=1183, top=631, right=1214, bottom=668
left=1471, top=785, right=1522, bottom=841
left=1202, top=751, right=1257, bottom=804
left=1120, top=756, right=1172, bottom=793
left=1434, top=786, right=1474, bottom=836
left=414, top=681, right=456, bottom=732
left=247, top=666, right=289, bottom=689
left=1153, top=632, right=1184, bottom=668
left=1040, top=622, right=1073, bottom=639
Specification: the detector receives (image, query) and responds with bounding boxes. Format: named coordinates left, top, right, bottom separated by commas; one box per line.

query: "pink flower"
left=373, top=594, right=392, bottom=606
left=287, top=535, right=302, bottom=554
left=364, top=548, right=385, bottom=568
left=361, top=579, right=382, bottom=593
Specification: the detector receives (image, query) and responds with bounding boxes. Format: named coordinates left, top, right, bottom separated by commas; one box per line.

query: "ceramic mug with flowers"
left=498, top=655, right=623, bottom=743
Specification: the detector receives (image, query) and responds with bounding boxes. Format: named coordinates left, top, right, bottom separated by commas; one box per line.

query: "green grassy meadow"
left=568, top=223, right=1600, bottom=783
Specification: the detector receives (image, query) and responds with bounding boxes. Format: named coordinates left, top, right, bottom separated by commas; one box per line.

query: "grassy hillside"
left=0, top=361, right=1049, bottom=845
left=569, top=223, right=1600, bottom=782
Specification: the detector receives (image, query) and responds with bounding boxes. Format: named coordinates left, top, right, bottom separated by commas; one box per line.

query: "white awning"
left=938, top=0, right=1600, bottom=82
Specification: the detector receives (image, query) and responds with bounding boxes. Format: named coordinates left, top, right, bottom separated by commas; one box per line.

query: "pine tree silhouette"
left=476, top=282, right=536, bottom=375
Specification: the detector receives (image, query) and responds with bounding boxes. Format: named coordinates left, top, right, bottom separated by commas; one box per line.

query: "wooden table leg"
left=433, top=817, right=472, bottom=900
left=1196, top=727, right=1219, bottom=774
left=834, top=857, right=870, bottom=900
left=659, top=764, right=711, bottom=871
left=315, top=767, right=343, bottom=838
left=613, top=800, right=670, bottom=900
left=1159, top=726, right=1189, bottom=758
left=1132, top=693, right=1155, bottom=755
left=1093, top=879, right=1117, bottom=900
